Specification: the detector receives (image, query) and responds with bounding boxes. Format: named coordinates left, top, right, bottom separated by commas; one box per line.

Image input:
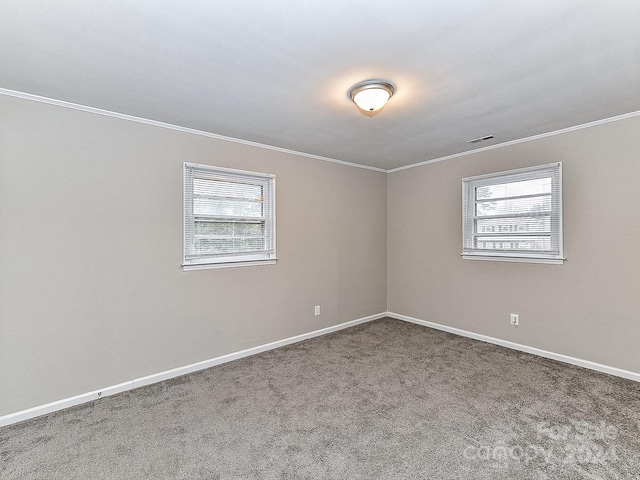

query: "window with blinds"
left=462, top=163, right=564, bottom=264
left=183, top=163, right=276, bottom=270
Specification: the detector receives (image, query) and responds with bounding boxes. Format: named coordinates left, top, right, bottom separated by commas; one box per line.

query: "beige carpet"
left=2, top=318, right=639, bottom=479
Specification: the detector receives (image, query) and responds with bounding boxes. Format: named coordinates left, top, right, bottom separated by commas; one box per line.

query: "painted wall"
left=388, top=115, right=640, bottom=373
left=3, top=91, right=638, bottom=418
left=0, top=95, right=387, bottom=416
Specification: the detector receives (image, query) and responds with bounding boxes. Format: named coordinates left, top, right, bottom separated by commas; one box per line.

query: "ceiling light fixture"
left=349, top=80, right=395, bottom=114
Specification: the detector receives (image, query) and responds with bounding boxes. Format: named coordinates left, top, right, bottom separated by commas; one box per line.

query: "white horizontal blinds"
left=463, top=163, right=562, bottom=258
left=184, top=163, right=275, bottom=265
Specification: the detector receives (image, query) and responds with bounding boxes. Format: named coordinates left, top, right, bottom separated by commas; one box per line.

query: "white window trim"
left=183, top=163, right=277, bottom=271
left=462, top=163, right=565, bottom=265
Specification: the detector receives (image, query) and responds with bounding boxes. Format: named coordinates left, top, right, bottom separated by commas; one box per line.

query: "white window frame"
left=462, top=163, right=564, bottom=264
left=183, top=163, right=276, bottom=271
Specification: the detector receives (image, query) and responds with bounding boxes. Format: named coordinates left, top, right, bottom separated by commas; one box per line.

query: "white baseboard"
left=387, top=311, right=640, bottom=383
left=0, top=312, right=386, bottom=428
left=5, top=311, right=637, bottom=428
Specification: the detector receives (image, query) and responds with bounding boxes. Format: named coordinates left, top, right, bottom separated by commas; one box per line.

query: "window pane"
left=476, top=178, right=551, bottom=200
left=194, top=198, right=263, bottom=217
left=195, top=221, right=264, bottom=236
left=194, top=237, right=266, bottom=255
left=476, top=195, right=551, bottom=217
left=462, top=163, right=562, bottom=262
left=195, top=222, right=233, bottom=236
left=476, top=236, right=551, bottom=251
left=476, top=216, right=551, bottom=234
left=234, top=223, right=264, bottom=236
left=184, top=163, right=276, bottom=269
left=194, top=178, right=262, bottom=201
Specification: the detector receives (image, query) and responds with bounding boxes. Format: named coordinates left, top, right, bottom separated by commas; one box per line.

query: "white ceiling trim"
left=2, top=87, right=639, bottom=175
left=388, top=110, right=640, bottom=173
left=0, top=88, right=387, bottom=173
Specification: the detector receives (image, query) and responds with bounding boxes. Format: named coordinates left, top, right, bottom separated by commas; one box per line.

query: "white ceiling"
left=1, top=0, right=639, bottom=170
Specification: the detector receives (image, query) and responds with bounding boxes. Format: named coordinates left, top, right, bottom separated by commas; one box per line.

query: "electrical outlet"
left=510, top=313, right=519, bottom=326
left=314, top=305, right=320, bottom=316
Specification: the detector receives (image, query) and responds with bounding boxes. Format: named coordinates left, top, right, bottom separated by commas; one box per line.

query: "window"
left=462, top=163, right=564, bottom=264
left=183, top=163, right=276, bottom=270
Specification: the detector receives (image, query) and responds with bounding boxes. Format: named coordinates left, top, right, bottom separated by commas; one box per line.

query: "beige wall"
left=0, top=95, right=387, bottom=416
left=388, top=115, right=640, bottom=373
left=2, top=91, right=639, bottom=418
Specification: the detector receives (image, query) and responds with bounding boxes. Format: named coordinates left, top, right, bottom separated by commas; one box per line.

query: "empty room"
left=1, top=1, right=639, bottom=479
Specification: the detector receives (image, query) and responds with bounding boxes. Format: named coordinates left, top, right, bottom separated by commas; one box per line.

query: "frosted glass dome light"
left=349, top=80, right=395, bottom=113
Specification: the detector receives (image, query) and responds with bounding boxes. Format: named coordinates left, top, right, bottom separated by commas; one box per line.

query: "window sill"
left=461, top=254, right=565, bottom=265
left=183, top=258, right=278, bottom=271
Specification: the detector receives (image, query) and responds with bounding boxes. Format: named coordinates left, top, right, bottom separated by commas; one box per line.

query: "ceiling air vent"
left=467, top=135, right=495, bottom=144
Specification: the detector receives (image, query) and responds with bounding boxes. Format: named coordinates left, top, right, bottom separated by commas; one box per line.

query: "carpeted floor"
left=2, top=318, right=639, bottom=479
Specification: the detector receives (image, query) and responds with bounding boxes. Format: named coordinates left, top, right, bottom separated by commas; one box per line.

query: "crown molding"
left=2, top=87, right=639, bottom=174
left=388, top=110, right=640, bottom=173
left=0, top=88, right=386, bottom=173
